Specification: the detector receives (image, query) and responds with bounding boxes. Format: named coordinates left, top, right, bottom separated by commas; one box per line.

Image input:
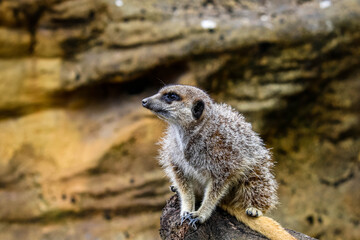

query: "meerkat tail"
left=221, top=205, right=297, bottom=240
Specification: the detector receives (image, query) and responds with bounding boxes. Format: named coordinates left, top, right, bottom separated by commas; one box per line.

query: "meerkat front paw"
left=246, top=207, right=263, bottom=217
left=180, top=211, right=205, bottom=229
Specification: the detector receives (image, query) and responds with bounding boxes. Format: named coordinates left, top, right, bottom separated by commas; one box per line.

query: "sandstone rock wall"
left=0, top=0, right=359, bottom=239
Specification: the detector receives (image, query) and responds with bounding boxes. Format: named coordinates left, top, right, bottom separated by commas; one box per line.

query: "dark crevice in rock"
left=319, top=171, right=355, bottom=188
left=108, top=35, right=185, bottom=50
left=351, top=219, right=359, bottom=226
left=262, top=91, right=316, bottom=138
left=0, top=144, right=39, bottom=188
left=257, top=41, right=274, bottom=55
left=262, top=58, right=360, bottom=139
left=0, top=203, right=164, bottom=224
left=80, top=178, right=167, bottom=200
left=55, top=60, right=187, bottom=103
left=323, top=129, right=360, bottom=144
left=22, top=5, right=47, bottom=54
left=0, top=61, right=187, bottom=121
left=38, top=5, right=107, bottom=58
left=297, top=0, right=314, bottom=4
left=49, top=16, right=95, bottom=27
left=103, top=209, right=112, bottom=220
left=0, top=173, right=26, bottom=189
left=133, top=187, right=170, bottom=199
left=0, top=104, right=46, bottom=121
left=306, top=215, right=314, bottom=225
left=61, top=33, right=104, bottom=60
left=313, top=232, right=324, bottom=239
left=61, top=37, right=93, bottom=59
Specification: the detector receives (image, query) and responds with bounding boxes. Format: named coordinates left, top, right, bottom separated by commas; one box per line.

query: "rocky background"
left=0, top=0, right=359, bottom=239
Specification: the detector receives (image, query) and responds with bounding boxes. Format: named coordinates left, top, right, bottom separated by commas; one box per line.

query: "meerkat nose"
left=142, top=98, right=149, bottom=107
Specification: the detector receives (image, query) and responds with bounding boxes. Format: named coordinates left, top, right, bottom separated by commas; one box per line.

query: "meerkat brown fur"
left=142, top=85, right=296, bottom=240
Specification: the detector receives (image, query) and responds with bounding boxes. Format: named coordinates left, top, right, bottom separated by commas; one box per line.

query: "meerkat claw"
left=189, top=217, right=200, bottom=229
left=169, top=185, right=177, bottom=193
left=186, top=212, right=201, bottom=229
left=180, top=216, right=186, bottom=225
left=180, top=212, right=191, bottom=225
left=246, top=207, right=263, bottom=217
left=180, top=212, right=200, bottom=229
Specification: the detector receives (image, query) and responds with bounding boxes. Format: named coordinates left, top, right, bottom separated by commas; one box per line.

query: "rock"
left=0, top=90, right=168, bottom=219
left=160, top=194, right=316, bottom=240
left=0, top=28, right=31, bottom=57
left=1, top=0, right=360, bottom=111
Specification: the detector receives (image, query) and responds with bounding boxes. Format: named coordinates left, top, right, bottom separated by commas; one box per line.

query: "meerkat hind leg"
left=246, top=207, right=263, bottom=217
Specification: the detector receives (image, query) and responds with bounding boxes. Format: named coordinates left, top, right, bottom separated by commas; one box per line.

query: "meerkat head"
left=142, top=85, right=212, bottom=127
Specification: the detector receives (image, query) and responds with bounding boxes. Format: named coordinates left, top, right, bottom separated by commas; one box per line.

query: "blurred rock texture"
left=0, top=0, right=359, bottom=239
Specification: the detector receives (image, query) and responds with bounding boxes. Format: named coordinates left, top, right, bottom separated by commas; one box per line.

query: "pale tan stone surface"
left=0, top=28, right=31, bottom=57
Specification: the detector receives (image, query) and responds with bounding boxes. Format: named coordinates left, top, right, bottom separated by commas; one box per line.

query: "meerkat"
left=142, top=85, right=297, bottom=240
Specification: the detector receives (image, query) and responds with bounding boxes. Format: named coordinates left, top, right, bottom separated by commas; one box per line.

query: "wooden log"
left=160, top=194, right=317, bottom=240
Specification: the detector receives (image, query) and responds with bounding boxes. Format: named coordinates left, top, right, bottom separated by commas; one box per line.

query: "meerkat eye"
left=169, top=92, right=181, bottom=100
left=161, top=92, right=181, bottom=104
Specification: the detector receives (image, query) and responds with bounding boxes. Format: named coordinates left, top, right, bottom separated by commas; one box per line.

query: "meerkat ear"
left=192, top=100, right=205, bottom=120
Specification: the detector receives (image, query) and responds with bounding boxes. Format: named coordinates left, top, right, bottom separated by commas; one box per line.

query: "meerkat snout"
left=142, top=98, right=150, bottom=108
